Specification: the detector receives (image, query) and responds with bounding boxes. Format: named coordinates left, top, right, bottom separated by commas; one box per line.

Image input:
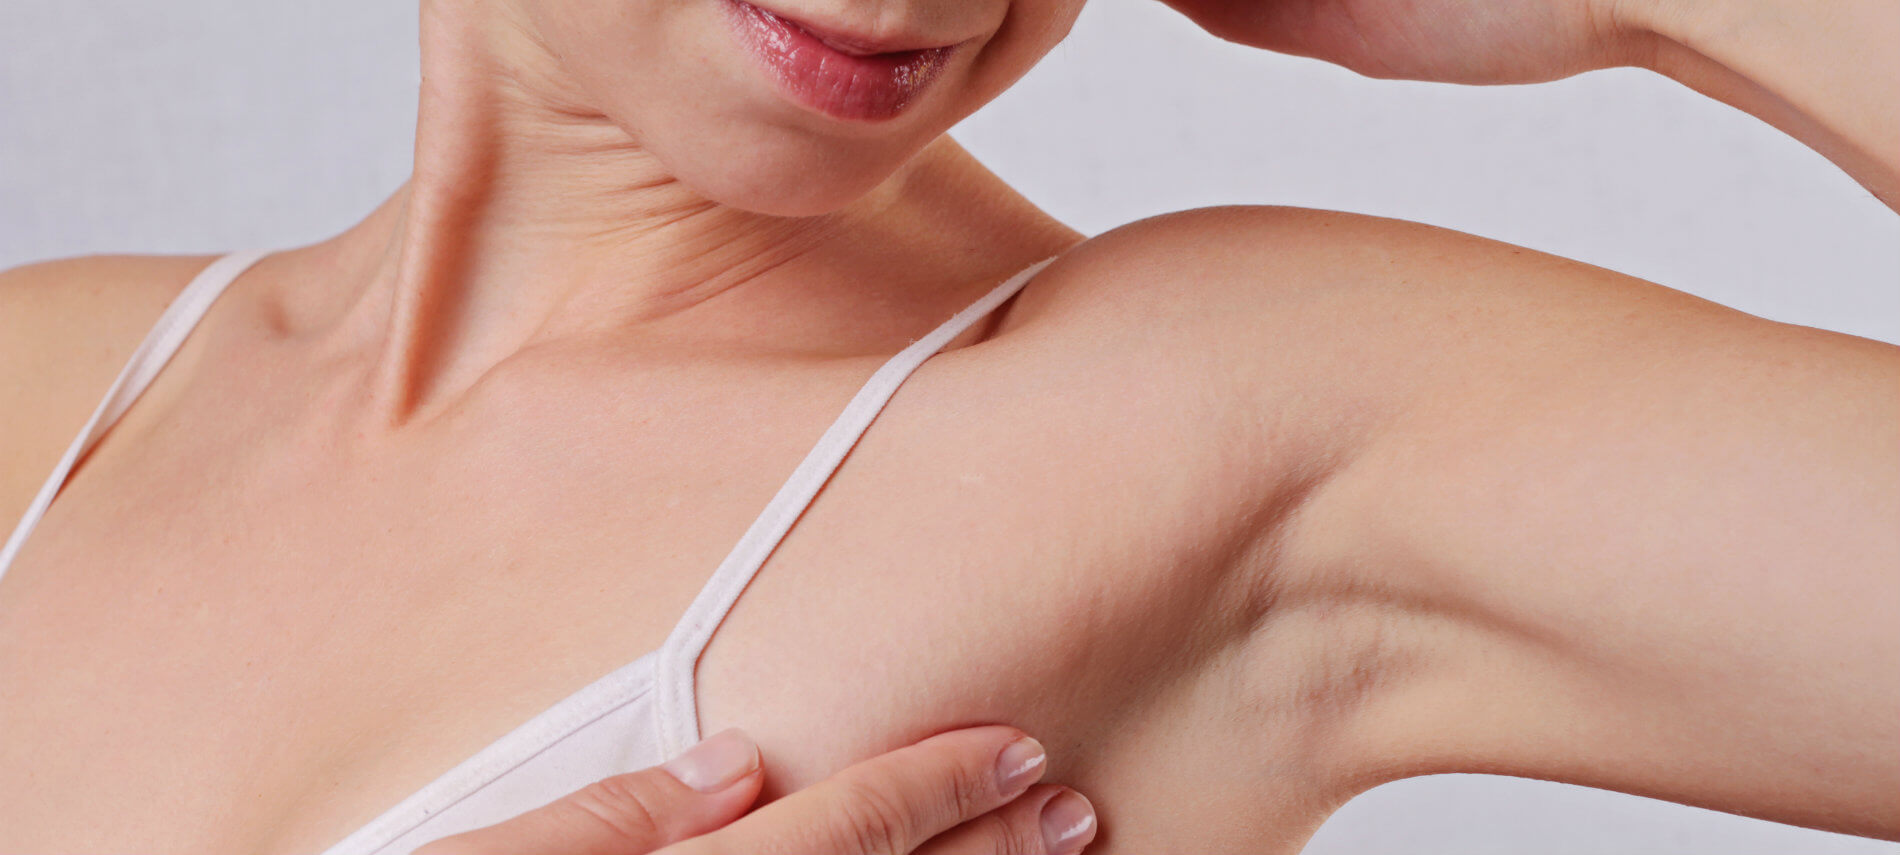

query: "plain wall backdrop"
left=2, top=1, right=1895, bottom=852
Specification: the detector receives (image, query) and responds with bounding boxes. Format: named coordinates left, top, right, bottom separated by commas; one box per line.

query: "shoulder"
left=994, top=201, right=1879, bottom=657
left=1016, top=203, right=1698, bottom=337
left=0, top=252, right=224, bottom=527
left=1004, top=205, right=1889, bottom=553
left=1007, top=202, right=1807, bottom=431
left=1001, top=203, right=1736, bottom=451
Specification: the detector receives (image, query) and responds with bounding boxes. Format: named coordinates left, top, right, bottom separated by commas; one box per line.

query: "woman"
left=0, top=0, right=1893, bottom=851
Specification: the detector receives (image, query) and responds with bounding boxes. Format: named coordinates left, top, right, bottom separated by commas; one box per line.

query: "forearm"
left=1631, top=0, right=1900, bottom=211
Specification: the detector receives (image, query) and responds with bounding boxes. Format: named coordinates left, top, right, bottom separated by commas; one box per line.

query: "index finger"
left=661, top=725, right=1048, bottom=855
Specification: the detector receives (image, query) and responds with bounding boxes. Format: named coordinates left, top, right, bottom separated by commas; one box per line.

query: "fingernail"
left=662, top=727, right=760, bottom=792
left=994, top=735, right=1047, bottom=796
left=1040, top=789, right=1097, bottom=855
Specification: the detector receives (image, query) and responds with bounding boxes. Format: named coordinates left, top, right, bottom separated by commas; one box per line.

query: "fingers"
left=412, top=724, right=1101, bottom=855
left=414, top=727, right=765, bottom=855
left=913, top=784, right=1099, bottom=855
left=660, top=725, right=1053, bottom=855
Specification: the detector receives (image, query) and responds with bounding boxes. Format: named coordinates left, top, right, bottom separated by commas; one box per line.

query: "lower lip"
left=721, top=0, right=958, bottom=122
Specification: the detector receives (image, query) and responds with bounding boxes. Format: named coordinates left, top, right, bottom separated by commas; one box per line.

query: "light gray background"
left=2, top=1, right=1895, bottom=852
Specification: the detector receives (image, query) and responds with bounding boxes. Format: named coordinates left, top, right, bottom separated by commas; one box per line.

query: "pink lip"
left=722, top=0, right=960, bottom=122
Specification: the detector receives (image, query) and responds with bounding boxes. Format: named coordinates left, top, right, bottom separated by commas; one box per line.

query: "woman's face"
left=504, top=0, right=1087, bottom=216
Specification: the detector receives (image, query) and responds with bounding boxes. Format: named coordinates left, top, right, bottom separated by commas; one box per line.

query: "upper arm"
left=0, top=253, right=220, bottom=529
left=1053, top=205, right=1899, bottom=837
left=1285, top=217, right=1896, bottom=837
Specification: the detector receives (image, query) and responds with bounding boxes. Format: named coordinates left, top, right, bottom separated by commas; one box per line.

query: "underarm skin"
left=1196, top=0, right=1900, bottom=837
left=1231, top=213, right=1900, bottom=839
left=1014, top=187, right=1890, bottom=844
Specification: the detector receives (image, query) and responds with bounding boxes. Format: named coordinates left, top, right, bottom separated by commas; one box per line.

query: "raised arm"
left=1094, top=0, right=1900, bottom=838
left=1151, top=0, right=1900, bottom=211
left=1273, top=212, right=1900, bottom=837
left=1098, top=205, right=1900, bottom=839
left=1010, top=201, right=1895, bottom=842
left=1633, top=0, right=1900, bottom=210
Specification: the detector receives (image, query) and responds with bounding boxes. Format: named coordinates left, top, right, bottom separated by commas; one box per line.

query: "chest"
left=0, top=343, right=1284, bottom=855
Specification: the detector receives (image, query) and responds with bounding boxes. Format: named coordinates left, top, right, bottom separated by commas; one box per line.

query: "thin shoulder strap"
left=0, top=249, right=272, bottom=581
left=652, top=255, right=1061, bottom=757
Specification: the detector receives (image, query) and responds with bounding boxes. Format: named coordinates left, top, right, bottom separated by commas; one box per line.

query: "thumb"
left=415, top=728, right=765, bottom=855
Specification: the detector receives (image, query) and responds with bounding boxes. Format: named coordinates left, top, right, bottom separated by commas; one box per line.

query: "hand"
left=414, top=725, right=1099, bottom=855
left=1150, top=0, right=1655, bottom=84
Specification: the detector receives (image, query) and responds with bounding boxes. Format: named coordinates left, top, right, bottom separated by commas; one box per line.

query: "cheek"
left=960, top=0, right=1086, bottom=100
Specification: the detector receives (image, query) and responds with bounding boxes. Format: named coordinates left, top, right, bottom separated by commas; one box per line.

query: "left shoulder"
left=1005, top=203, right=1660, bottom=336
left=989, top=203, right=1728, bottom=445
left=996, top=202, right=1808, bottom=408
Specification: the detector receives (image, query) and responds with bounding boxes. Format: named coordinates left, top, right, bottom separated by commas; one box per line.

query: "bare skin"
left=0, top=0, right=1894, bottom=853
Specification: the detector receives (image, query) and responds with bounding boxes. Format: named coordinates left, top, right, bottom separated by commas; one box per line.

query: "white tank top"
left=0, top=248, right=1059, bottom=855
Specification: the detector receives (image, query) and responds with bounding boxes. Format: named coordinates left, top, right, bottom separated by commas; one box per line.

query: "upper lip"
left=740, top=1, right=962, bottom=55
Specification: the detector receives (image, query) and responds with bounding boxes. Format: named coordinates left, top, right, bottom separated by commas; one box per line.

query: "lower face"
left=720, top=0, right=969, bottom=123
left=512, top=0, right=1085, bottom=215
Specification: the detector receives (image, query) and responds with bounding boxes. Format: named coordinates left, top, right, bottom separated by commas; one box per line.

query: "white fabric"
left=0, top=249, right=1058, bottom=855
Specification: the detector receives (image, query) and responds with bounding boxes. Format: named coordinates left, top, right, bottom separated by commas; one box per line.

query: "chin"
left=649, top=122, right=925, bottom=218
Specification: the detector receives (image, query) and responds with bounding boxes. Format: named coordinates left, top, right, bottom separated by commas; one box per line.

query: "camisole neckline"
left=0, top=248, right=1060, bottom=854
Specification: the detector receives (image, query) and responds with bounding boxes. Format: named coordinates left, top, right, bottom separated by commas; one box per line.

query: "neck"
left=313, top=0, right=1079, bottom=431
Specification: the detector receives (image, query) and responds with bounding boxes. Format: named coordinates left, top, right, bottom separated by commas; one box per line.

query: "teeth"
left=816, top=35, right=881, bottom=56
left=800, top=22, right=893, bottom=55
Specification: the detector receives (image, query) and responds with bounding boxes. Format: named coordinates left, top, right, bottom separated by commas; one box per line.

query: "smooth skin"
left=0, top=0, right=1893, bottom=852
